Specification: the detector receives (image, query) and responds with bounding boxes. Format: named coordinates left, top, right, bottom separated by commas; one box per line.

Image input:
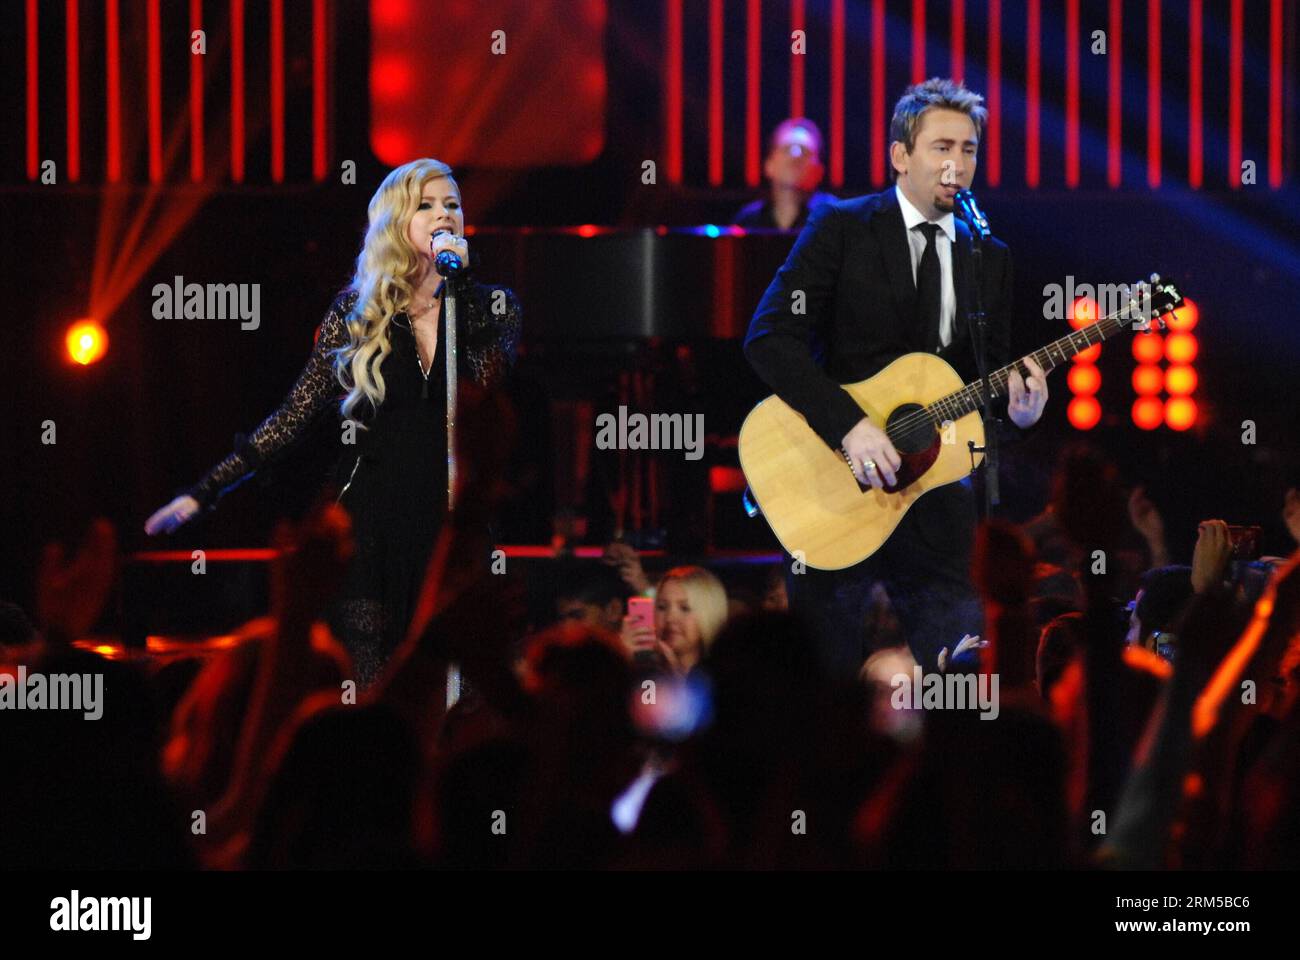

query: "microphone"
left=431, top=228, right=464, bottom=279
left=952, top=189, right=990, bottom=240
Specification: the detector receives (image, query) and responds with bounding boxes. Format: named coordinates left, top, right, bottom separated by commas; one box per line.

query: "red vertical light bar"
left=1270, top=0, right=1282, bottom=188
left=231, top=0, right=245, bottom=182
left=106, top=0, right=122, bottom=182
left=66, top=0, right=80, bottom=182
left=312, top=0, right=327, bottom=181
left=271, top=0, right=285, bottom=182
left=190, top=0, right=204, bottom=182
left=951, top=0, right=964, bottom=83
left=664, top=0, right=682, bottom=185
left=790, top=0, right=805, bottom=117
left=1228, top=0, right=1242, bottom=189
left=871, top=0, right=885, bottom=186
left=1026, top=0, right=1040, bottom=188
left=148, top=0, right=162, bottom=182
left=830, top=0, right=845, bottom=186
left=987, top=0, right=1001, bottom=187
left=1188, top=0, right=1202, bottom=188
left=708, top=0, right=722, bottom=186
left=911, top=0, right=925, bottom=85
left=26, top=0, right=38, bottom=180
left=1107, top=0, right=1121, bottom=187
left=745, top=0, right=761, bottom=187
left=1147, top=0, right=1161, bottom=187
left=1066, top=0, right=1079, bottom=187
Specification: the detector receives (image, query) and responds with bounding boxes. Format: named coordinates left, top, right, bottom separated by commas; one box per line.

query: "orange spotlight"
left=1132, top=363, right=1163, bottom=396
left=1067, top=364, right=1101, bottom=396
left=1165, top=332, right=1199, bottom=364
left=1132, top=332, right=1164, bottom=363
left=1074, top=343, right=1101, bottom=363
left=1067, top=395, right=1101, bottom=430
left=1165, top=297, right=1198, bottom=332
left=1165, top=364, right=1198, bottom=395
left=1070, top=296, right=1098, bottom=329
left=1132, top=396, right=1164, bottom=430
left=66, top=319, right=108, bottom=365
left=1165, top=396, right=1198, bottom=431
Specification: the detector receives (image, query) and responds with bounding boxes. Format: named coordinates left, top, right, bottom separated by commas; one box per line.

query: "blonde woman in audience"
left=622, top=565, right=728, bottom=675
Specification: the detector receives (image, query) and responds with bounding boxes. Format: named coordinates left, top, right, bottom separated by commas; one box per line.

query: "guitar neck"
left=926, top=311, right=1140, bottom=424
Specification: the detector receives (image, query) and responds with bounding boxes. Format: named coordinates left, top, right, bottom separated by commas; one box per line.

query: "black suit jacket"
left=744, top=188, right=1014, bottom=453
left=744, top=188, right=1021, bottom=566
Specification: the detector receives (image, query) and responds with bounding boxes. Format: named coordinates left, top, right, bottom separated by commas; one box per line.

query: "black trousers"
left=785, top=478, right=984, bottom=683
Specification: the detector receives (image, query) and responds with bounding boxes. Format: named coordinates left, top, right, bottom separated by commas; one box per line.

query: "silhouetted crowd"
left=4, top=390, right=1300, bottom=869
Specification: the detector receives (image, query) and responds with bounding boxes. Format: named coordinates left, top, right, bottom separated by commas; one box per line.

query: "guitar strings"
left=884, top=311, right=1122, bottom=441
left=880, top=294, right=1165, bottom=444
left=886, top=297, right=1158, bottom=439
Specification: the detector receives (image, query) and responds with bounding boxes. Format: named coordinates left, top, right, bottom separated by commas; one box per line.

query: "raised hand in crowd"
left=1283, top=487, right=1300, bottom=546
left=1128, top=485, right=1170, bottom=568
left=205, top=502, right=354, bottom=856
left=937, top=634, right=987, bottom=673
left=1190, top=519, right=1233, bottom=594
left=603, top=540, right=651, bottom=595
left=35, top=517, right=117, bottom=645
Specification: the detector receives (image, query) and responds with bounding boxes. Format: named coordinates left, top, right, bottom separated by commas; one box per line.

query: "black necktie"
left=915, top=222, right=942, bottom=352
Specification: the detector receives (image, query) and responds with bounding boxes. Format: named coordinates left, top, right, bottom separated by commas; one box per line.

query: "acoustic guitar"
left=739, top=275, right=1185, bottom=570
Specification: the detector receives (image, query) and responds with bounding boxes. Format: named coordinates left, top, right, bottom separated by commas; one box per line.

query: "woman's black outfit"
left=186, top=278, right=521, bottom=686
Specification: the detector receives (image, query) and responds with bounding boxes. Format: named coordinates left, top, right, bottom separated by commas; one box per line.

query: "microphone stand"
left=957, top=193, right=999, bottom=518
left=434, top=240, right=463, bottom=708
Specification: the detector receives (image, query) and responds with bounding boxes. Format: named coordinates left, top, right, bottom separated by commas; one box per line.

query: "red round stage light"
left=1132, top=364, right=1163, bottom=396
left=1067, top=364, right=1101, bottom=396
left=1073, top=343, right=1101, bottom=363
left=66, top=320, right=108, bottom=366
left=1165, top=364, right=1198, bottom=396
left=371, top=128, right=412, bottom=164
left=1132, top=396, right=1163, bottom=430
left=372, top=0, right=413, bottom=29
left=1131, top=332, right=1164, bottom=363
left=1070, top=297, right=1098, bottom=329
left=577, top=224, right=599, bottom=238
left=1067, top=396, right=1101, bottom=430
left=371, top=59, right=412, bottom=98
left=1165, top=396, right=1198, bottom=431
left=1165, top=297, right=1198, bottom=332
left=1165, top=332, right=1199, bottom=364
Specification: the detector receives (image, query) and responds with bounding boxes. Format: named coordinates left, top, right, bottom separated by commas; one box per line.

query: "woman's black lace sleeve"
left=465, top=284, right=522, bottom=388
left=184, top=291, right=356, bottom=511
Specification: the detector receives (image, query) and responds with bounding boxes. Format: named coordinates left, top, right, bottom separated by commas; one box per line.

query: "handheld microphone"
left=953, top=189, right=991, bottom=240
left=431, top=228, right=464, bottom=278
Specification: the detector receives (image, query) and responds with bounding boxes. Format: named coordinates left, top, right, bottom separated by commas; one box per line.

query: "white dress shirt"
left=895, top=184, right=956, bottom=350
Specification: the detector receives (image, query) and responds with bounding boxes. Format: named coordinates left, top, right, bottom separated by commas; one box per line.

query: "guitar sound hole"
left=885, top=404, right=938, bottom=455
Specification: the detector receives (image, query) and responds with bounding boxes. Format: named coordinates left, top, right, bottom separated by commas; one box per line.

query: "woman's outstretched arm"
left=145, top=291, right=356, bottom=534
left=185, top=293, right=355, bottom=508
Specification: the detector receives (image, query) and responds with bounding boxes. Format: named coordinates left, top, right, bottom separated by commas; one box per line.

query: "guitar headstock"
left=1127, top=274, right=1185, bottom=332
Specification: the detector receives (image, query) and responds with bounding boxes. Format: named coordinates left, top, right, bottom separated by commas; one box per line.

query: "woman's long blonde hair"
left=333, top=158, right=459, bottom=425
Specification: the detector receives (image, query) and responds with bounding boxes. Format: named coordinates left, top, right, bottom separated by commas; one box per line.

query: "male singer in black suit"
left=744, top=78, right=1051, bottom=681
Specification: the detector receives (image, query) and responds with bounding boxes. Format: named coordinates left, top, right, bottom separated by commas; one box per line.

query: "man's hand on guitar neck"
left=1007, top=354, right=1050, bottom=429
left=841, top=418, right=901, bottom=490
